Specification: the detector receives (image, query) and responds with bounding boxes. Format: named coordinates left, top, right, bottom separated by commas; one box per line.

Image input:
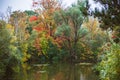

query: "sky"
left=0, top=0, right=99, bottom=13
left=0, top=0, right=33, bottom=13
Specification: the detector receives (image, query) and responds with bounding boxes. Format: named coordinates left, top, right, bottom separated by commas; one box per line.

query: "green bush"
left=97, top=43, right=120, bottom=80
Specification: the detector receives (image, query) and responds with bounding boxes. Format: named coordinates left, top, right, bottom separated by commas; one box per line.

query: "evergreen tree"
left=91, top=0, right=120, bottom=42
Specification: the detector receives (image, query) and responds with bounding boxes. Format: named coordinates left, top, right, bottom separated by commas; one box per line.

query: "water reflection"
left=5, top=63, right=98, bottom=80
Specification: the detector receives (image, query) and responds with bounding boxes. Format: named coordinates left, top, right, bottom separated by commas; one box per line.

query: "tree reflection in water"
left=5, top=63, right=98, bottom=80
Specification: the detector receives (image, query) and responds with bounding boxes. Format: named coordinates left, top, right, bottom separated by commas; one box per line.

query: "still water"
left=5, top=63, right=98, bottom=80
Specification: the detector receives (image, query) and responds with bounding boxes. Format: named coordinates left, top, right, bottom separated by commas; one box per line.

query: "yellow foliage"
left=6, top=24, right=14, bottom=35
left=27, top=54, right=31, bottom=58
left=22, top=63, right=31, bottom=70
left=6, top=24, right=13, bottom=29
left=10, top=36, right=17, bottom=43
left=22, top=56, right=28, bottom=62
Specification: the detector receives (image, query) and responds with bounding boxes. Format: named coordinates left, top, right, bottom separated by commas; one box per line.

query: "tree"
left=54, top=0, right=88, bottom=62
left=32, top=0, right=62, bottom=36
left=97, top=43, right=120, bottom=80
left=0, top=20, right=11, bottom=78
left=9, top=11, right=28, bottom=41
left=28, top=0, right=62, bottom=57
left=82, top=17, right=109, bottom=62
left=24, top=10, right=37, bottom=16
left=91, top=0, right=120, bottom=42
left=8, top=11, right=31, bottom=67
left=0, top=20, right=22, bottom=79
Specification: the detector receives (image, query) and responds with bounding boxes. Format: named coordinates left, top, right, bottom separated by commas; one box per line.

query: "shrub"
left=97, top=43, right=120, bottom=80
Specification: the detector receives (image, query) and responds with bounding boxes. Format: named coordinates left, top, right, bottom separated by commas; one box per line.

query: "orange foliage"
left=29, top=16, right=38, bottom=22
left=54, top=37, right=66, bottom=47
left=33, top=27, right=44, bottom=32
left=31, top=0, right=62, bottom=50
left=32, top=0, right=61, bottom=32
left=34, top=38, right=40, bottom=50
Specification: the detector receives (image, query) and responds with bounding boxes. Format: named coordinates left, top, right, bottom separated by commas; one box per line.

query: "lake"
left=3, top=63, right=99, bottom=80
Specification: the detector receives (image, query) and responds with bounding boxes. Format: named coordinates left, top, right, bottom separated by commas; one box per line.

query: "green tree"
left=0, top=21, right=21, bottom=79
left=24, top=10, right=37, bottom=16
left=82, top=17, right=109, bottom=62
left=0, top=20, right=12, bottom=78
left=54, top=0, right=88, bottom=62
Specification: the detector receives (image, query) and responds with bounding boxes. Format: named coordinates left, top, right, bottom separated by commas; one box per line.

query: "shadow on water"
left=4, top=63, right=99, bottom=80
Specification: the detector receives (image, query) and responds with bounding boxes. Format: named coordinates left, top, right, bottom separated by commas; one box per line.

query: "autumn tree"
left=32, top=0, right=61, bottom=36
left=8, top=11, right=31, bottom=65
left=29, top=0, right=62, bottom=56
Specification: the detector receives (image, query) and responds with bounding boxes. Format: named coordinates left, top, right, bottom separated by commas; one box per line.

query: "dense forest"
left=0, top=0, right=120, bottom=80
